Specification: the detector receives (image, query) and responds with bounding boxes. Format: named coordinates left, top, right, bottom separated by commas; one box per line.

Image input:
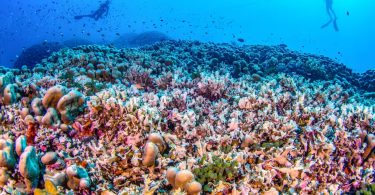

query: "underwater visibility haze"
left=1, top=0, right=375, bottom=194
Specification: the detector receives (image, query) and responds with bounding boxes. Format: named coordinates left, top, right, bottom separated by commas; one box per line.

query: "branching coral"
left=125, top=65, right=155, bottom=90
left=195, top=73, right=231, bottom=101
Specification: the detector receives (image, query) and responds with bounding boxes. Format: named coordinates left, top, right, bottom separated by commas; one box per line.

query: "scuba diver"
left=321, top=0, right=339, bottom=31
left=74, top=0, right=111, bottom=21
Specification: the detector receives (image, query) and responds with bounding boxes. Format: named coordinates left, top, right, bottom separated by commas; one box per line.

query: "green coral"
left=84, top=80, right=104, bottom=96
left=59, top=71, right=74, bottom=82
left=58, top=71, right=84, bottom=90
left=355, top=183, right=375, bottom=195
left=260, top=140, right=285, bottom=149
left=191, top=71, right=201, bottom=80
left=220, top=145, right=233, bottom=154
left=193, top=155, right=239, bottom=192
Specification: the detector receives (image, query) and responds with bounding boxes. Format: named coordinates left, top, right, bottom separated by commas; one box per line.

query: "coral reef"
left=358, top=70, right=375, bottom=92
left=0, top=40, right=375, bottom=194
left=113, top=31, right=171, bottom=48
left=13, top=39, right=92, bottom=69
left=13, top=42, right=63, bottom=69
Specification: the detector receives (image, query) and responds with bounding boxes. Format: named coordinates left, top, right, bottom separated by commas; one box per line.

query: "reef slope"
left=0, top=40, right=374, bottom=194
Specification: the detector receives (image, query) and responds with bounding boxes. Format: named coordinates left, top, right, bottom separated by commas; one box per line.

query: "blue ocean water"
left=0, top=0, right=374, bottom=72
left=2, top=1, right=375, bottom=194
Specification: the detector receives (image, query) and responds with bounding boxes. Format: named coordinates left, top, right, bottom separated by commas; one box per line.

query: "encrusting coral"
left=0, top=40, right=375, bottom=194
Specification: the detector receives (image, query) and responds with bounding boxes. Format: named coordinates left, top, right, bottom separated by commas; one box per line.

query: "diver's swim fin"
left=333, top=18, right=339, bottom=31
left=321, top=19, right=332, bottom=29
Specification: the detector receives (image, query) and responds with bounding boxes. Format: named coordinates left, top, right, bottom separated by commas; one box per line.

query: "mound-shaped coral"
left=0, top=139, right=16, bottom=169
left=13, top=39, right=93, bottom=69
left=113, top=31, right=171, bottom=48
left=14, top=42, right=63, bottom=69
left=19, top=146, right=41, bottom=193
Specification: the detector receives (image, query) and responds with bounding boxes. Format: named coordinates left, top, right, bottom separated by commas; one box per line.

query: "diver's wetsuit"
left=74, top=0, right=110, bottom=21
left=321, top=0, right=339, bottom=31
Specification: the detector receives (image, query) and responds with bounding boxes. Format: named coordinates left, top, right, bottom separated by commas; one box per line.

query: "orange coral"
left=25, top=123, right=38, bottom=145
left=72, top=121, right=97, bottom=140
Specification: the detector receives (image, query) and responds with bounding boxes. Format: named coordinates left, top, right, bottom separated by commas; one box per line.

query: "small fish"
left=237, top=38, right=245, bottom=43
left=346, top=11, right=350, bottom=16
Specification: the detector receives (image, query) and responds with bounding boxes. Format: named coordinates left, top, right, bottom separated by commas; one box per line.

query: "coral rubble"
left=0, top=40, right=374, bottom=194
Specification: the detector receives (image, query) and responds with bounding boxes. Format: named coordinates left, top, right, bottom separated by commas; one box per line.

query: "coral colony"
left=1, top=40, right=375, bottom=194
